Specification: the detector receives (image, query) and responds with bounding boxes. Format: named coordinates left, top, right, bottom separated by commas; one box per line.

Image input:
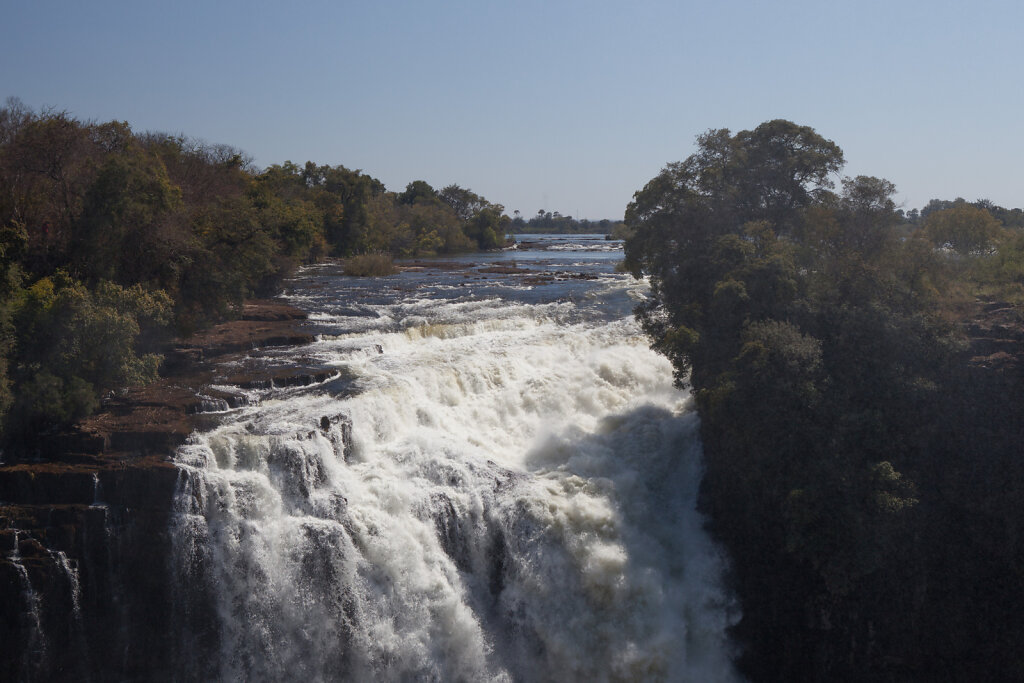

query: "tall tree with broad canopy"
left=624, top=119, right=844, bottom=387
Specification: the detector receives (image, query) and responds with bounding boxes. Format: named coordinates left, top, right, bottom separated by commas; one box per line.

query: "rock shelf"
left=0, top=297, right=326, bottom=681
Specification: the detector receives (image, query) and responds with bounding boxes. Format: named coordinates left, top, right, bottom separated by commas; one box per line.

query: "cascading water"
left=5, top=530, right=48, bottom=679
left=171, top=236, right=742, bottom=682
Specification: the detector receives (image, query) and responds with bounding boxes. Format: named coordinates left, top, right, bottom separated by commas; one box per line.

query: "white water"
left=172, top=280, right=740, bottom=681
left=6, top=531, right=48, bottom=676
left=53, top=550, right=82, bottom=618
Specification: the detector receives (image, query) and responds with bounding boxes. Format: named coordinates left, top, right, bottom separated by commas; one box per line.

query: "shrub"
left=342, top=253, right=397, bottom=277
left=4, top=273, right=171, bottom=441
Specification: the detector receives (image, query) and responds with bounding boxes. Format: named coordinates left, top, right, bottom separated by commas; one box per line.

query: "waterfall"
left=6, top=531, right=48, bottom=679
left=53, top=551, right=82, bottom=619
left=171, top=271, right=742, bottom=681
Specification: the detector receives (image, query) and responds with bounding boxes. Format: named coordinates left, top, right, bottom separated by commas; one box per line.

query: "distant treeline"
left=625, top=120, right=1024, bottom=681
left=901, top=197, right=1024, bottom=228
left=0, top=98, right=510, bottom=450
left=510, top=209, right=628, bottom=236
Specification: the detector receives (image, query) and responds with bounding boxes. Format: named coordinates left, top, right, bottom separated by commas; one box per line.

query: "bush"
left=4, top=273, right=171, bottom=442
left=342, top=253, right=397, bottom=277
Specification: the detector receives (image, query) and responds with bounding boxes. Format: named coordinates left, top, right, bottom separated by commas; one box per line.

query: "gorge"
left=1, top=236, right=743, bottom=682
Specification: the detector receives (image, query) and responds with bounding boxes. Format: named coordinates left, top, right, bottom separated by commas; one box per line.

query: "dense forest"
left=624, top=119, right=1024, bottom=680
left=0, top=98, right=511, bottom=454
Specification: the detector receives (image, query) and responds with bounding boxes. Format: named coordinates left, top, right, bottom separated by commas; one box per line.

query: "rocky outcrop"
left=964, top=299, right=1024, bottom=371
left=0, top=298, right=332, bottom=681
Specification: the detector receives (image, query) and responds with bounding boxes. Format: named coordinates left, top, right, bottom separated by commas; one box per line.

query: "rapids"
left=171, top=235, right=741, bottom=682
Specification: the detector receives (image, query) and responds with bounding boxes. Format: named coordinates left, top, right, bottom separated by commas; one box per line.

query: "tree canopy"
left=922, top=202, right=1005, bottom=255
left=624, top=119, right=1024, bottom=680
left=0, top=98, right=513, bottom=448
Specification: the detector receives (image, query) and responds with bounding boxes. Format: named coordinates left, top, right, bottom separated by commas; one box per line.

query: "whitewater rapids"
left=171, top=252, right=741, bottom=682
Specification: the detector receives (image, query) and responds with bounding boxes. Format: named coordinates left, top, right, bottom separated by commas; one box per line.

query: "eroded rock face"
left=0, top=298, right=330, bottom=681
left=0, top=460, right=181, bottom=681
left=966, top=299, right=1024, bottom=371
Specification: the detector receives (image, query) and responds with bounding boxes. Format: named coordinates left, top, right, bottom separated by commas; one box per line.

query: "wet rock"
left=173, top=301, right=312, bottom=360
left=0, top=464, right=179, bottom=681
left=241, top=299, right=308, bottom=322
left=0, top=529, right=16, bottom=553
left=188, top=394, right=231, bottom=414
left=431, top=492, right=472, bottom=573
left=176, top=323, right=315, bottom=358
left=397, top=260, right=469, bottom=272
left=478, top=265, right=534, bottom=275
left=317, top=414, right=353, bottom=461
left=162, top=346, right=204, bottom=374
left=964, top=298, right=1024, bottom=372
left=329, top=305, right=378, bottom=317
left=221, top=366, right=339, bottom=390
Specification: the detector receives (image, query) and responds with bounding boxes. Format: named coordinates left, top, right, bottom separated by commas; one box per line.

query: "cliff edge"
left=0, top=298, right=323, bottom=681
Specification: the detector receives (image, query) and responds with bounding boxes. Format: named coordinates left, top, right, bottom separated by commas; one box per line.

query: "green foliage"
left=0, top=221, right=27, bottom=297
left=0, top=99, right=514, bottom=446
left=607, top=221, right=633, bottom=240
left=397, top=180, right=439, bottom=206
left=393, top=199, right=464, bottom=255
left=922, top=203, right=1005, bottom=255
left=512, top=210, right=626, bottom=235
left=294, top=162, right=386, bottom=254
left=0, top=104, right=322, bottom=439
left=465, top=206, right=508, bottom=250
left=437, top=184, right=488, bottom=222
left=72, top=145, right=183, bottom=285
left=255, top=191, right=326, bottom=260
left=178, top=196, right=279, bottom=325
left=977, top=232, right=1024, bottom=285
left=252, top=166, right=505, bottom=256
left=624, top=119, right=978, bottom=679
left=5, top=273, right=170, bottom=440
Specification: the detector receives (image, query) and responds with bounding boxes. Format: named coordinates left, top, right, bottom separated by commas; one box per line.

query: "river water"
left=171, top=235, right=741, bottom=682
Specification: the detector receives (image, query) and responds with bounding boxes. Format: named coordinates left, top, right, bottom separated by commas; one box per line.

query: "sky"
left=2, top=0, right=1022, bottom=219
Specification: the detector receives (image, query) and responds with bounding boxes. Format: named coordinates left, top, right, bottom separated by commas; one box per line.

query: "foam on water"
left=172, top=265, right=741, bottom=681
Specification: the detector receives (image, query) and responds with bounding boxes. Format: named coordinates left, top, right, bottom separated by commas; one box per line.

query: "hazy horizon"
left=5, top=0, right=1022, bottom=219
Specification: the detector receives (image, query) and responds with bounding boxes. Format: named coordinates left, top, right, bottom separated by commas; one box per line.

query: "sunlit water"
left=171, top=235, right=741, bottom=682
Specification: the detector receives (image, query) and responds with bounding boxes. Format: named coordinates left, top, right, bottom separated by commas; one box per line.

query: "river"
left=170, top=235, right=741, bottom=682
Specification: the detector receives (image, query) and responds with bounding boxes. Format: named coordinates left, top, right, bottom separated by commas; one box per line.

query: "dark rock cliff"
left=0, top=300, right=325, bottom=682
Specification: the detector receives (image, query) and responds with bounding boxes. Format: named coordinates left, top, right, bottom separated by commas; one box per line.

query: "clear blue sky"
left=3, top=0, right=1022, bottom=219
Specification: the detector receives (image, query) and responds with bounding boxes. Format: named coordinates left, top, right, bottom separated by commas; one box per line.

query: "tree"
left=5, top=273, right=171, bottom=441
left=0, top=108, right=102, bottom=273
left=922, top=203, right=1004, bottom=255
left=624, top=119, right=843, bottom=386
left=397, top=180, right=439, bottom=206
left=315, top=164, right=386, bottom=254
left=437, top=184, right=487, bottom=221
left=71, top=145, right=184, bottom=286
